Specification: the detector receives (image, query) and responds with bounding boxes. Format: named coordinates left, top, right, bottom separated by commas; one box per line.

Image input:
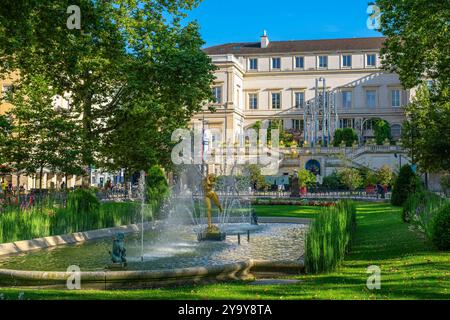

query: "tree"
left=401, top=85, right=450, bottom=173
left=373, top=119, right=391, bottom=145
left=333, top=128, right=358, bottom=147
left=338, top=168, right=363, bottom=191
left=391, top=165, right=423, bottom=206
left=375, top=0, right=450, bottom=173
left=376, top=165, right=394, bottom=186
left=5, top=75, right=84, bottom=193
left=0, top=0, right=216, bottom=177
left=243, top=164, right=267, bottom=191
left=375, top=0, right=449, bottom=89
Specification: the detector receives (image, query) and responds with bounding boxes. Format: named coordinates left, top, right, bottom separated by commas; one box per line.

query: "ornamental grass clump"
left=305, top=200, right=356, bottom=274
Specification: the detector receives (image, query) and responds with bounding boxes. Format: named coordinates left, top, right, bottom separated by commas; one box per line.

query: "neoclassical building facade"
left=193, top=34, right=407, bottom=143
left=191, top=33, right=410, bottom=177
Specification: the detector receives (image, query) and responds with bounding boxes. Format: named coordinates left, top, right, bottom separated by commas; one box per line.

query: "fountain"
left=0, top=164, right=308, bottom=288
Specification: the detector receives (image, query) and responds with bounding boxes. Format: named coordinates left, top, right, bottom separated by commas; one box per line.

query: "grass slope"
left=0, top=203, right=448, bottom=300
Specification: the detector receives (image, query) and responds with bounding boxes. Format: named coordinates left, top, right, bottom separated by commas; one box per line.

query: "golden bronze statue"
left=203, top=173, right=223, bottom=233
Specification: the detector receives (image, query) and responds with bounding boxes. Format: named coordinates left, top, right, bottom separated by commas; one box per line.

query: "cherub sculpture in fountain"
left=109, top=232, right=127, bottom=267
left=199, top=174, right=226, bottom=241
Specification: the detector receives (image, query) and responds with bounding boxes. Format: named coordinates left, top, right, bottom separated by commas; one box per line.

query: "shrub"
left=391, top=165, right=423, bottom=206
left=305, top=200, right=356, bottom=274
left=430, top=202, right=450, bottom=250
left=376, top=165, right=394, bottom=186
left=440, top=173, right=450, bottom=197
left=146, top=165, right=169, bottom=219
left=339, top=168, right=363, bottom=191
left=297, top=169, right=316, bottom=188
left=333, top=128, right=358, bottom=147
left=322, top=171, right=343, bottom=189
left=402, top=191, right=443, bottom=223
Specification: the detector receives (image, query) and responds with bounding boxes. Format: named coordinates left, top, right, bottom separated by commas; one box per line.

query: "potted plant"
left=297, top=169, right=316, bottom=196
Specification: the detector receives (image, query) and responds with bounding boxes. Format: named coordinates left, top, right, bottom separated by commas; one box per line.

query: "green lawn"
left=0, top=202, right=448, bottom=300
left=253, top=205, right=322, bottom=218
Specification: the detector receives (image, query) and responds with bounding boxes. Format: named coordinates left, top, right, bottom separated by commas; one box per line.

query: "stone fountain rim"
left=0, top=259, right=305, bottom=289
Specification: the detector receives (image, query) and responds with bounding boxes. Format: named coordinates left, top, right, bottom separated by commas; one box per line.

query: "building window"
left=272, top=57, right=281, bottom=69
left=339, top=118, right=354, bottom=129
left=342, top=55, right=352, bottom=68
left=367, top=54, right=376, bottom=67
left=294, top=92, right=305, bottom=108
left=295, top=56, right=304, bottom=69
left=318, top=56, right=328, bottom=68
left=271, top=92, right=281, bottom=109
left=292, top=119, right=304, bottom=131
left=366, top=90, right=376, bottom=108
left=212, top=86, right=222, bottom=104
left=249, top=93, right=258, bottom=109
left=342, top=91, right=352, bottom=108
left=391, top=124, right=402, bottom=140
left=249, top=58, right=258, bottom=70
left=391, top=89, right=401, bottom=107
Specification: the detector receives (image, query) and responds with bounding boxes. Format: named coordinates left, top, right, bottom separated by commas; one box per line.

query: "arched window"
left=391, top=124, right=402, bottom=140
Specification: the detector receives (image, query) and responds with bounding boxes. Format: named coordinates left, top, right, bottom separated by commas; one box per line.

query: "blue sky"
left=185, top=0, right=382, bottom=47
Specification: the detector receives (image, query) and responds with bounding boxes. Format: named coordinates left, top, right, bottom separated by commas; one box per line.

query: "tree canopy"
left=0, top=0, right=216, bottom=177
left=375, top=0, right=450, bottom=173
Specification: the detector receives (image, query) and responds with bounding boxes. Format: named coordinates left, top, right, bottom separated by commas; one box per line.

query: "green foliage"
left=297, top=169, right=316, bottom=188
left=321, top=171, right=344, bottom=189
left=376, top=165, right=394, bottom=186
left=0, top=1, right=216, bottom=173
left=244, top=164, right=267, bottom=190
left=376, top=0, right=449, bottom=89
left=402, top=190, right=449, bottom=251
left=430, top=202, right=450, bottom=251
left=338, top=168, right=363, bottom=191
left=440, top=173, right=450, bottom=196
left=66, top=189, right=100, bottom=215
left=146, top=166, right=169, bottom=219
left=333, top=128, right=358, bottom=147
left=373, top=119, right=391, bottom=145
left=376, top=0, right=449, bottom=172
left=402, top=191, right=443, bottom=223
left=358, top=167, right=377, bottom=187
left=305, top=200, right=356, bottom=274
left=391, top=165, right=423, bottom=206
left=401, top=85, right=450, bottom=173
left=0, top=200, right=141, bottom=244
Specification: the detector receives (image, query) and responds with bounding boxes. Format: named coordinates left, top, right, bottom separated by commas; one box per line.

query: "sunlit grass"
left=1, top=202, right=448, bottom=300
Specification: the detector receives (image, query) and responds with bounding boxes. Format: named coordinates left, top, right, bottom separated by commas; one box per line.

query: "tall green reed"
left=305, top=200, right=356, bottom=274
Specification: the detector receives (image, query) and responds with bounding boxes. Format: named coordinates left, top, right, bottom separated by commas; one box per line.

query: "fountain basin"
left=0, top=218, right=310, bottom=289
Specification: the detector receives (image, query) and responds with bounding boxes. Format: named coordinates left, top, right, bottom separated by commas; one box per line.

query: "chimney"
left=261, top=30, right=269, bottom=49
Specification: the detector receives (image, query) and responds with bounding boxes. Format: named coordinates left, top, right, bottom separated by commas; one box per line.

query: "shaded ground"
left=0, top=203, right=448, bottom=300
